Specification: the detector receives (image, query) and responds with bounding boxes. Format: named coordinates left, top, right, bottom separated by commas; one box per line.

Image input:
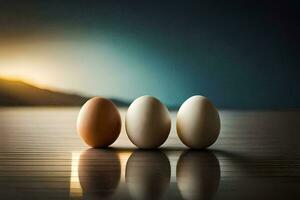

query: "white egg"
left=176, top=95, right=220, bottom=149
left=125, top=95, right=171, bottom=149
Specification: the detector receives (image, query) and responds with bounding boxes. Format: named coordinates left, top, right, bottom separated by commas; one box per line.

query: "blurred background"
left=0, top=0, right=299, bottom=109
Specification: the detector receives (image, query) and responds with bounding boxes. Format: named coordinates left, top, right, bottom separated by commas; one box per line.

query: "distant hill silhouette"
left=0, top=78, right=130, bottom=107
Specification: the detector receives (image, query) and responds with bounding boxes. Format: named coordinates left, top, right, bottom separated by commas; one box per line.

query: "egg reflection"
left=176, top=151, right=220, bottom=200
left=126, top=150, right=171, bottom=200
left=78, top=149, right=121, bottom=200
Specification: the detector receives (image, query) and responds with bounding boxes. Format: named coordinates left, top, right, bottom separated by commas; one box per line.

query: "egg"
left=77, top=97, right=121, bottom=148
left=176, top=95, right=220, bottom=149
left=125, top=95, right=171, bottom=149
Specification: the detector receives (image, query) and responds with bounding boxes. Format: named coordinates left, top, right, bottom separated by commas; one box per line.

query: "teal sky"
left=0, top=1, right=299, bottom=108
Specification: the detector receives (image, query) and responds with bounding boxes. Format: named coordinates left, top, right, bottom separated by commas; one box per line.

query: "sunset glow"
left=0, top=46, right=64, bottom=90
left=0, top=40, right=90, bottom=94
left=0, top=75, right=49, bottom=89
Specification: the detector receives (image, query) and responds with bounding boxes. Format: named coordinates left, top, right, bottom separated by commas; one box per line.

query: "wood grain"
left=0, top=108, right=299, bottom=199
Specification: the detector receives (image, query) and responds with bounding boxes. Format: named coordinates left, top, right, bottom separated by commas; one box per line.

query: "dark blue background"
left=1, top=0, right=299, bottom=109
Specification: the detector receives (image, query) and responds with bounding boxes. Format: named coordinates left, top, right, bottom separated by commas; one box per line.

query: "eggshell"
left=77, top=97, right=121, bottom=148
left=125, top=95, right=171, bottom=149
left=176, top=95, right=220, bottom=149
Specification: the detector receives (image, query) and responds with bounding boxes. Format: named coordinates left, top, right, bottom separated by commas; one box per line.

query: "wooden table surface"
left=0, top=108, right=299, bottom=200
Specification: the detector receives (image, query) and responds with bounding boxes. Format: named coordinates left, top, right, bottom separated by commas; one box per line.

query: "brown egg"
left=77, top=97, right=121, bottom=148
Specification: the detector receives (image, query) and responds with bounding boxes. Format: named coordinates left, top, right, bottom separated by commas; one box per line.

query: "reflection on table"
left=71, top=148, right=221, bottom=200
